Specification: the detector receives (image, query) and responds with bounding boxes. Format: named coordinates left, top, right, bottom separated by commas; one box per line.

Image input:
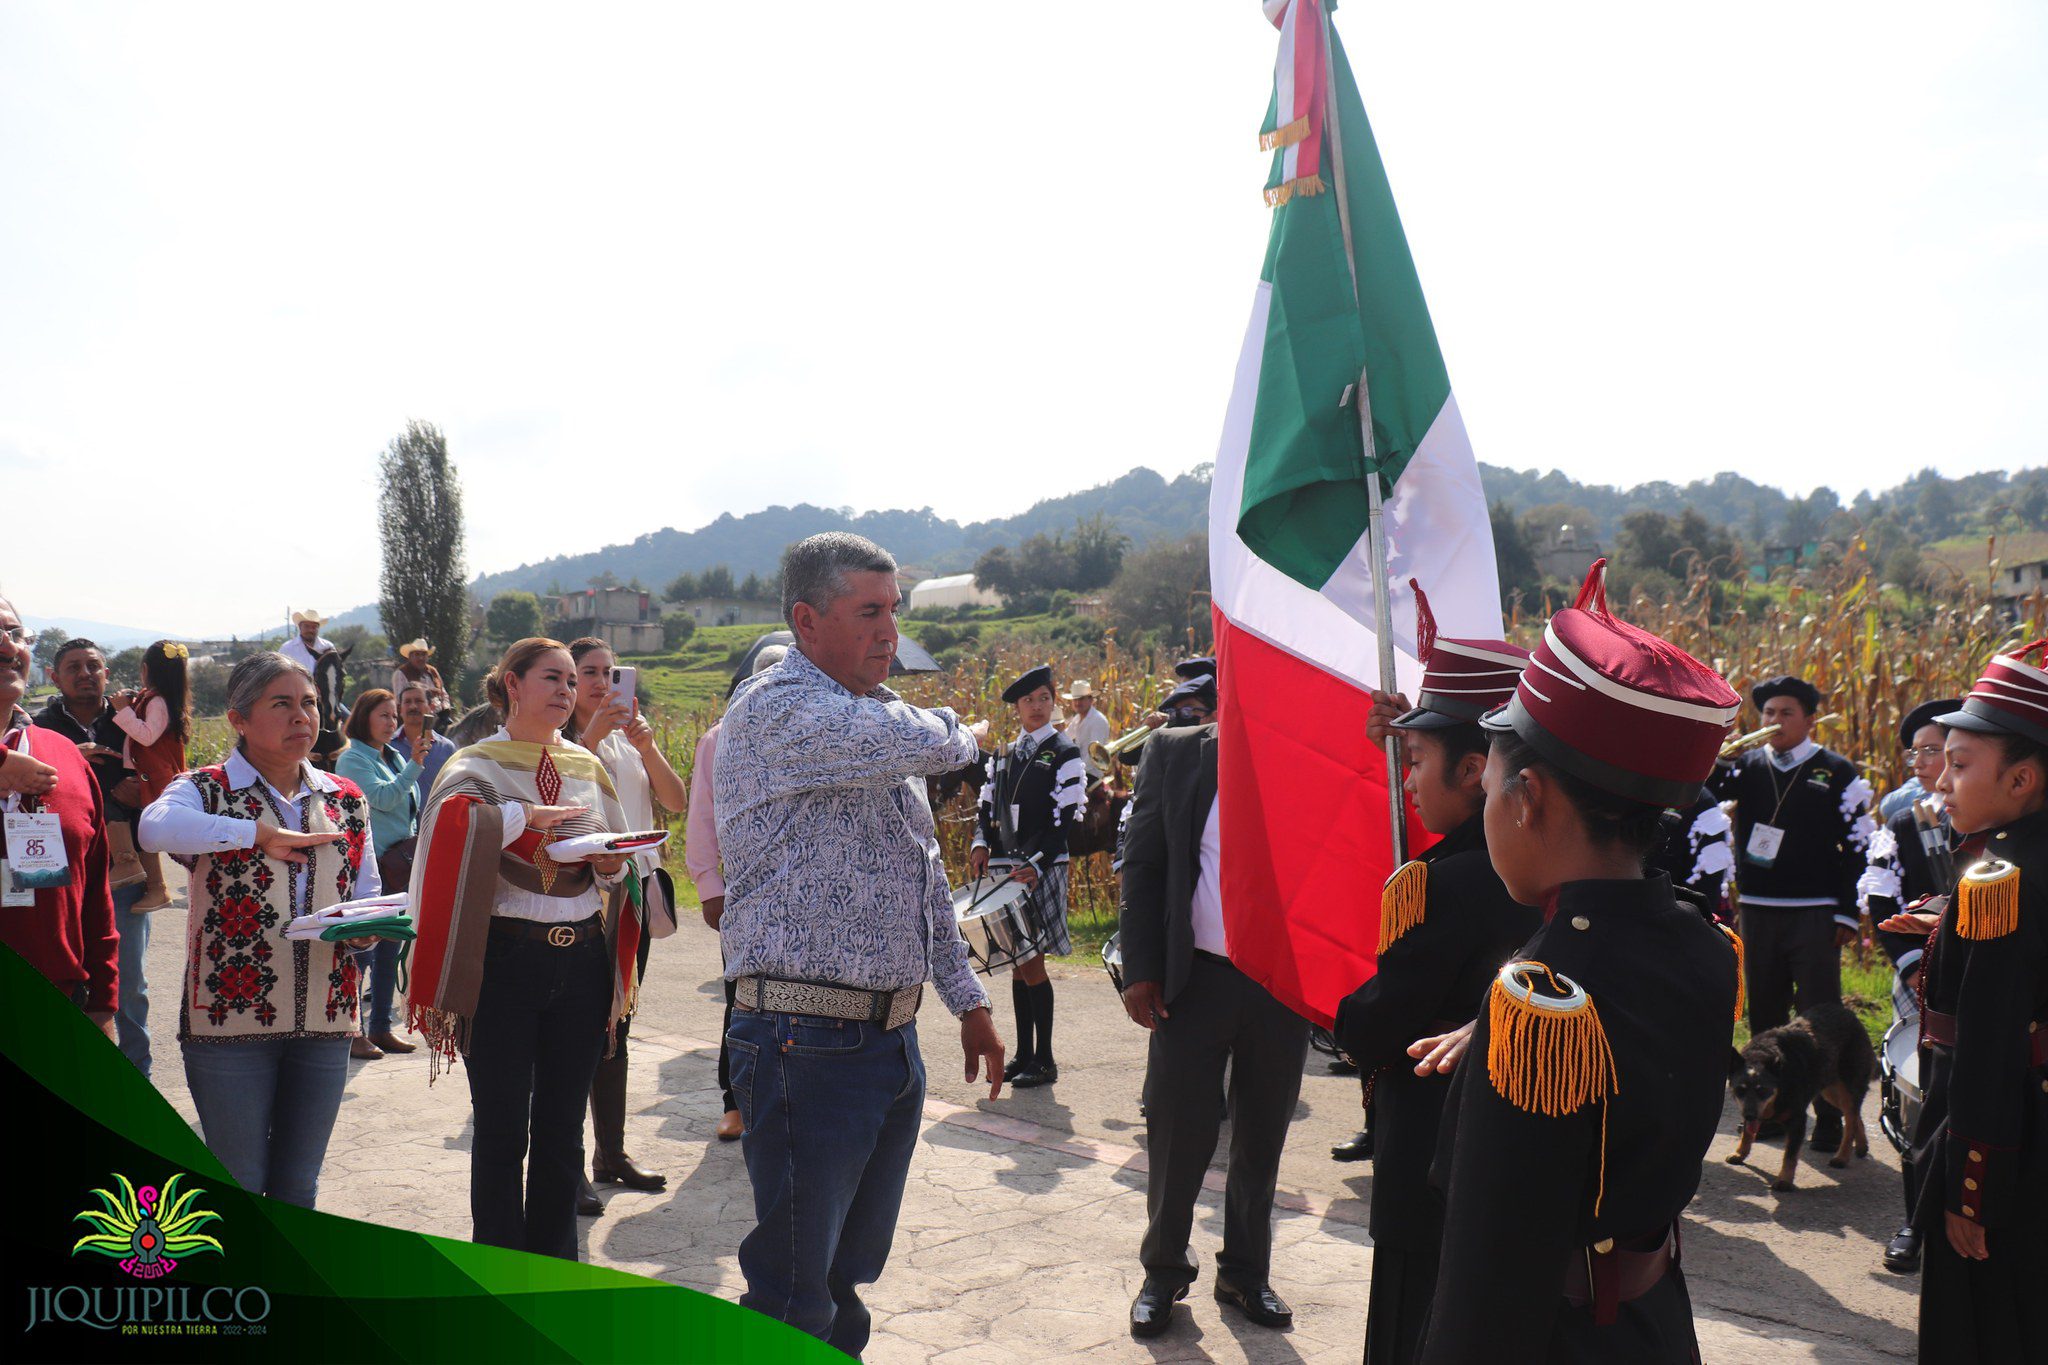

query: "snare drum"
left=952, top=876, right=1038, bottom=976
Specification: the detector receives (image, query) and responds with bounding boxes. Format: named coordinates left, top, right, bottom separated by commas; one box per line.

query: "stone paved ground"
left=136, top=867, right=1918, bottom=1362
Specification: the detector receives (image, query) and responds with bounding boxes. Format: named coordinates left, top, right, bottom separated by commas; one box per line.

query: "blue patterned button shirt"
left=713, top=645, right=990, bottom=1016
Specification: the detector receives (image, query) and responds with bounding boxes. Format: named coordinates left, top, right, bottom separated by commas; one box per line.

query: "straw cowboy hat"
left=290, top=608, right=328, bottom=626
left=399, top=638, right=434, bottom=658
left=1061, top=679, right=1095, bottom=702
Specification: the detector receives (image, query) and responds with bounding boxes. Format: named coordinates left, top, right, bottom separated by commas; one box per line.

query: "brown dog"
left=1726, top=1003, right=1875, bottom=1191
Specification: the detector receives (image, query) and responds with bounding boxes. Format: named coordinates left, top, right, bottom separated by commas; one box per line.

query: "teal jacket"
left=335, top=741, right=422, bottom=856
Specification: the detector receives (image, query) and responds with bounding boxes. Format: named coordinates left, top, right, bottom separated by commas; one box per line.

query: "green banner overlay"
left=2, top=946, right=842, bottom=1363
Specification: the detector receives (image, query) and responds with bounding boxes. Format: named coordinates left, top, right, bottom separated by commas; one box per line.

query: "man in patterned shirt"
left=714, top=532, right=1006, bottom=1356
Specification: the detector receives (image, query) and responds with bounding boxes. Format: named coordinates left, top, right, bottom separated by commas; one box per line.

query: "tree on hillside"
left=1106, top=532, right=1211, bottom=648
left=1017, top=532, right=1076, bottom=595
left=664, top=571, right=699, bottom=602
left=973, top=545, right=1024, bottom=601
left=30, top=626, right=70, bottom=673
left=1517, top=503, right=1598, bottom=550
left=1069, top=513, right=1131, bottom=589
left=378, top=419, right=471, bottom=696
left=588, top=570, right=621, bottom=590
left=1490, top=502, right=1542, bottom=610
left=699, top=565, right=736, bottom=599
left=486, top=591, right=545, bottom=645
left=738, top=571, right=768, bottom=602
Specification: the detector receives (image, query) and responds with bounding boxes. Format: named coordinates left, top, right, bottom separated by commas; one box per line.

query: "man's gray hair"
left=226, top=651, right=311, bottom=716
left=780, top=533, right=897, bottom=628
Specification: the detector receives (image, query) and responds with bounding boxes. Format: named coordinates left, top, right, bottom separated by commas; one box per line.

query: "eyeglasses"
left=1904, top=746, right=1946, bottom=761
left=0, top=625, right=36, bottom=646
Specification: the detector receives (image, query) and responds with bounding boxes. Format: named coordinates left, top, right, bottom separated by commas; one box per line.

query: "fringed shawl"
left=406, top=735, right=641, bottom=1078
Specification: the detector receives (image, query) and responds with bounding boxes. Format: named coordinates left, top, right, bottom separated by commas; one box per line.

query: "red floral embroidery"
left=217, top=895, right=263, bottom=940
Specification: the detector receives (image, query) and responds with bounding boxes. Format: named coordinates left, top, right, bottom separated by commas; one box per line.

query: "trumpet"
left=1090, top=726, right=1154, bottom=772
left=1718, top=724, right=1781, bottom=760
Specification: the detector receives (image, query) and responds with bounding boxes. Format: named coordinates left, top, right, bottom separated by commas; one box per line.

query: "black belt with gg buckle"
left=490, top=915, right=602, bottom=948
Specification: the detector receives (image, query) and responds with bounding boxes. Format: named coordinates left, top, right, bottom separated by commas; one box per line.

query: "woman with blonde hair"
left=405, top=638, right=641, bottom=1259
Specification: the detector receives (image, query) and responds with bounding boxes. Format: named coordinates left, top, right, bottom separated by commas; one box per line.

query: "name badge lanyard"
left=4, top=726, right=69, bottom=904
left=1745, top=751, right=1814, bottom=869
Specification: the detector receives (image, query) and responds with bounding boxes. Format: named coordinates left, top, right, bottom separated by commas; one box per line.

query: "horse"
left=444, top=701, right=503, bottom=749
left=310, top=645, right=353, bottom=771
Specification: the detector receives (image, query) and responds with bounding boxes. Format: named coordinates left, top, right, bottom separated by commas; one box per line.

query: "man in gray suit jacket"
left=1118, top=715, right=1310, bottom=1340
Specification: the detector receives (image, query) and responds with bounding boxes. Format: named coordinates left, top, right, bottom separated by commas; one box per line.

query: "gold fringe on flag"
left=1379, top=860, right=1429, bottom=950
left=1958, top=859, right=2021, bottom=941
left=1259, top=115, right=1311, bottom=153
left=1486, top=961, right=1620, bottom=1212
left=1263, top=175, right=1327, bottom=208
left=1718, top=923, right=1746, bottom=1023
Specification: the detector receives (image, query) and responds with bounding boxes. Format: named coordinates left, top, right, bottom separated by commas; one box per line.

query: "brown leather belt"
left=1562, top=1225, right=1677, bottom=1326
left=1920, top=1009, right=2048, bottom=1067
left=490, top=914, right=602, bottom=948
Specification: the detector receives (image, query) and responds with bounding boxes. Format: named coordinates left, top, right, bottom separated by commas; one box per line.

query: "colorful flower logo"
left=72, top=1174, right=223, bottom=1281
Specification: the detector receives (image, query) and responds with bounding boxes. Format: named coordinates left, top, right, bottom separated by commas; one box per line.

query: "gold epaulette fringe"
left=1719, top=923, right=1746, bottom=1023
left=1958, top=859, right=2021, bottom=941
left=1487, top=961, right=1620, bottom=1213
left=1259, top=115, right=1311, bottom=153
left=1263, top=175, right=1327, bottom=208
left=1379, top=860, right=1428, bottom=950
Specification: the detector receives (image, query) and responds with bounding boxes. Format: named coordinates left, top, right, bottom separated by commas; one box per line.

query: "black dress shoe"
left=1129, top=1280, right=1187, bottom=1339
left=1331, top=1130, right=1373, bottom=1162
left=1884, top=1225, right=1922, bottom=1273
left=1011, top=1061, right=1059, bottom=1088
left=1214, top=1280, right=1293, bottom=1329
left=593, top=1152, right=668, bottom=1191
left=1326, top=1056, right=1359, bottom=1075
left=1002, top=1057, right=1027, bottom=1082
left=575, top=1173, right=604, bottom=1217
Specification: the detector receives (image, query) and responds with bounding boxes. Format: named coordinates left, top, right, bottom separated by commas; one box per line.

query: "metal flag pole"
left=1317, top=2, right=1408, bottom=864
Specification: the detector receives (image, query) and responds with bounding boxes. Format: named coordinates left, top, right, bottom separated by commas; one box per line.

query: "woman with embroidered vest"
left=138, top=652, right=380, bottom=1209
left=1409, top=562, right=1741, bottom=1364
left=405, top=638, right=639, bottom=1260
left=565, top=636, right=689, bottom=1207
left=113, top=639, right=191, bottom=909
left=335, top=688, right=433, bottom=1059
left=966, top=664, right=1087, bottom=1088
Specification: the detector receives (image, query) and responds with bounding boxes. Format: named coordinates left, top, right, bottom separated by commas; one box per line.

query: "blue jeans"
left=360, top=938, right=399, bottom=1034
left=181, top=1036, right=351, bottom=1208
left=726, top=1009, right=925, bottom=1356
left=111, top=882, right=151, bottom=1076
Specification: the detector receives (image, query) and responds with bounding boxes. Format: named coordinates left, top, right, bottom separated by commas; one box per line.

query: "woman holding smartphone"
left=566, top=637, right=688, bottom=1208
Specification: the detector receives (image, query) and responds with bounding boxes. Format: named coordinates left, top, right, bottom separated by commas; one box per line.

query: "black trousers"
left=1141, top=953, right=1310, bottom=1290
left=464, top=923, right=611, bottom=1260
left=1739, top=903, right=1843, bottom=1033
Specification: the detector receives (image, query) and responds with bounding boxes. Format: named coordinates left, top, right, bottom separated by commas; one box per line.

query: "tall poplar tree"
left=378, top=420, right=472, bottom=696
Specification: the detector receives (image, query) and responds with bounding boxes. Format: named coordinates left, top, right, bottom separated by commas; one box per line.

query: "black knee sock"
left=1011, top=978, right=1035, bottom=1065
left=1031, top=980, right=1056, bottom=1067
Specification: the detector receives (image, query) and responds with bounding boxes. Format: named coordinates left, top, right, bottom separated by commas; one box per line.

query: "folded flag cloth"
left=545, top=830, right=671, bottom=862
left=286, top=894, right=415, bottom=942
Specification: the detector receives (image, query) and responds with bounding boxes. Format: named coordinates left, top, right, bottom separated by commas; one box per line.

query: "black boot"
left=1014, top=980, right=1059, bottom=1087
left=590, top=1041, right=666, bottom=1191
left=1007, top=977, right=1035, bottom=1081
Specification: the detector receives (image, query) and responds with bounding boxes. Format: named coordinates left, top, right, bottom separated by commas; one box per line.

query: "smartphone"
left=608, top=665, right=638, bottom=713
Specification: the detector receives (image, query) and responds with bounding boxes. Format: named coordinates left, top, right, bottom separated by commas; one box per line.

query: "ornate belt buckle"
left=546, top=924, right=576, bottom=948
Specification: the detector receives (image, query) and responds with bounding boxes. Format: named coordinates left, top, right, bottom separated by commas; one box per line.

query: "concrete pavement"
left=130, top=867, right=1917, bottom=1362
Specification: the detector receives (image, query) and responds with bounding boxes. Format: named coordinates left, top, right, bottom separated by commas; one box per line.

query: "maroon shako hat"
left=1391, top=579, right=1530, bottom=731
left=1940, top=642, right=2048, bottom=749
left=1480, top=560, right=1742, bottom=807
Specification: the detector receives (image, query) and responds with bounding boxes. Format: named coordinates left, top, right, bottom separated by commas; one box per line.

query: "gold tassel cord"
left=1720, top=924, right=1746, bottom=1023
left=1486, top=962, right=1620, bottom=1214
left=1380, top=860, right=1429, bottom=950
left=1263, top=175, right=1327, bottom=208
left=1958, top=859, right=2021, bottom=941
left=1259, top=115, right=1311, bottom=153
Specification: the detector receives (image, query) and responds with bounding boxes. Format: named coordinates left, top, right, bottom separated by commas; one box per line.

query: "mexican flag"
left=1212, top=0, right=1502, bottom=1027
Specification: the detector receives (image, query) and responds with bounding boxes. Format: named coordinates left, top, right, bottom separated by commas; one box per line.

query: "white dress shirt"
left=140, top=750, right=382, bottom=916
left=595, top=729, right=663, bottom=879
left=1189, top=794, right=1228, bottom=958
left=1068, top=705, right=1113, bottom=778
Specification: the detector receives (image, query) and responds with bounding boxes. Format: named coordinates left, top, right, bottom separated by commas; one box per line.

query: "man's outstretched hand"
left=962, top=1006, right=1006, bottom=1100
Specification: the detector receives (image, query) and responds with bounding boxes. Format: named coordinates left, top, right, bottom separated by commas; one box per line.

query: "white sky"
left=3, top=1, right=2043, bottom=637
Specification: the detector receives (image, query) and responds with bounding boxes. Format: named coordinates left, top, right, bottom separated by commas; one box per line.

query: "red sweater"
left=0, top=721, right=118, bottom=1012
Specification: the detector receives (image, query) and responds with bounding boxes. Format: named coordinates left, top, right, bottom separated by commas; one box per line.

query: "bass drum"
left=1878, top=1013, right=1922, bottom=1157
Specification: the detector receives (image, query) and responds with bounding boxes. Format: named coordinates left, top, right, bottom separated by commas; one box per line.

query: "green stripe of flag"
left=1238, top=22, right=1452, bottom=591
